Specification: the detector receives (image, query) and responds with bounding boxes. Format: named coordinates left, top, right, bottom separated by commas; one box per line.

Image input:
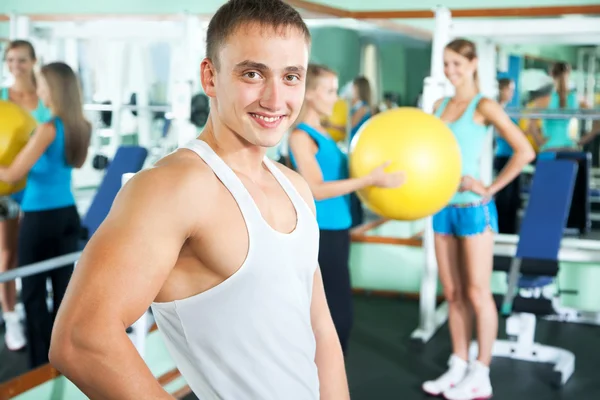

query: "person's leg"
left=0, top=199, right=26, bottom=351
left=508, top=173, right=522, bottom=233
left=318, top=229, right=353, bottom=355
left=50, top=206, right=80, bottom=322
left=493, top=156, right=514, bottom=234
left=422, top=207, right=471, bottom=396
left=18, top=211, right=54, bottom=368
left=0, top=219, right=17, bottom=312
left=444, top=201, right=497, bottom=400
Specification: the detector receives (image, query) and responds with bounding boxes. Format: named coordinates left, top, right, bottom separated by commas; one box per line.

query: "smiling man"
left=48, top=1, right=350, bottom=399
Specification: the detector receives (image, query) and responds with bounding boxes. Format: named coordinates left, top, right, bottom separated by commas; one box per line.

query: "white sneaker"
left=4, top=311, right=27, bottom=351
left=443, top=360, right=493, bottom=400
left=422, top=354, right=468, bottom=396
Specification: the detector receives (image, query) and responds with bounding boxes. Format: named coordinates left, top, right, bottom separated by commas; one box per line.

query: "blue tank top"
left=21, top=117, right=76, bottom=212
left=435, top=94, right=489, bottom=205
left=289, top=123, right=352, bottom=230
left=349, top=101, right=371, bottom=143
left=540, top=90, right=578, bottom=151
left=1, top=87, right=53, bottom=204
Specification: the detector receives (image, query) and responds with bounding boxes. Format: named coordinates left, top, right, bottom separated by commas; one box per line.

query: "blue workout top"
left=540, top=90, right=578, bottom=151
left=494, top=105, right=518, bottom=158
left=349, top=101, right=371, bottom=143
left=1, top=87, right=53, bottom=204
left=289, top=123, right=352, bottom=230
left=21, top=117, right=76, bottom=212
left=435, top=94, right=489, bottom=205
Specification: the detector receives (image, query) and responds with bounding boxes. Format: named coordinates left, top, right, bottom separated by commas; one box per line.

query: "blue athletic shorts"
left=433, top=200, right=499, bottom=237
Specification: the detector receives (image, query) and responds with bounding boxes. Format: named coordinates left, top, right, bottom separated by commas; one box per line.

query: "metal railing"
left=0, top=252, right=82, bottom=284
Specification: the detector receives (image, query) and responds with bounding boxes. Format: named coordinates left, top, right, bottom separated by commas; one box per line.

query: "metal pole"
left=475, top=38, right=497, bottom=188
left=577, top=48, right=586, bottom=101
left=9, top=13, right=31, bottom=40
left=0, top=252, right=82, bottom=284
left=411, top=5, right=452, bottom=344
left=586, top=50, right=596, bottom=132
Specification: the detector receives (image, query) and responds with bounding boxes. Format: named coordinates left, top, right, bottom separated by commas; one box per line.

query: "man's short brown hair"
left=206, top=0, right=311, bottom=70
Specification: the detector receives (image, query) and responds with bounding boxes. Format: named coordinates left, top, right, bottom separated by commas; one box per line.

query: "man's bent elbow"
left=521, top=147, right=536, bottom=163
left=49, top=318, right=100, bottom=376
left=49, top=330, right=78, bottom=375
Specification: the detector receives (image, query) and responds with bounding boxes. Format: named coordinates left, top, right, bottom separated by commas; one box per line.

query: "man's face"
left=201, top=23, right=309, bottom=148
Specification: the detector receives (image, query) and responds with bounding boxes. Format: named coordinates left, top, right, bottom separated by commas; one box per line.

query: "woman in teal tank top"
left=422, top=39, right=535, bottom=400
left=535, top=62, right=598, bottom=152
left=288, top=64, right=404, bottom=354
left=0, top=40, right=51, bottom=352
left=0, top=62, right=91, bottom=368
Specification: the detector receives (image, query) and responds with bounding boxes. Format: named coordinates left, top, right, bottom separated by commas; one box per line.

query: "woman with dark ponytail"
left=536, top=62, right=598, bottom=151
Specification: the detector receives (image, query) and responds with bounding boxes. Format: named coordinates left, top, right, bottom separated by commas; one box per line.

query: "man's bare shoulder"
left=120, top=149, right=219, bottom=208
left=271, top=161, right=315, bottom=214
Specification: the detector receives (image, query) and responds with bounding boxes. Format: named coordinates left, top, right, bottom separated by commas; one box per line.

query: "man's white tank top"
left=151, top=139, right=321, bottom=400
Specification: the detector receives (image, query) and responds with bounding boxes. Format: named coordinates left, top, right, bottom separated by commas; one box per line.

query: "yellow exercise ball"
left=349, top=107, right=462, bottom=221
left=519, top=101, right=542, bottom=153
left=324, top=99, right=348, bottom=142
left=519, top=119, right=540, bottom=154
left=0, top=100, right=36, bottom=195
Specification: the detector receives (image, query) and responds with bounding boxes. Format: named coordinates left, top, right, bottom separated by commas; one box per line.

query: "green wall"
left=403, top=45, right=432, bottom=106
left=375, top=40, right=407, bottom=103
left=308, top=26, right=431, bottom=107
left=308, top=27, right=362, bottom=89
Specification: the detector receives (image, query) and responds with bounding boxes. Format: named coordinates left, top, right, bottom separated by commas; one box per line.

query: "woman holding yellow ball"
left=421, top=39, right=535, bottom=400
left=288, top=64, right=404, bottom=355
left=0, top=40, right=52, bottom=353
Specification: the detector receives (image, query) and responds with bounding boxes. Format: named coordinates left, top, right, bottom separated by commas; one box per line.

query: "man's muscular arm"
left=276, top=164, right=350, bottom=400
left=50, top=162, right=205, bottom=400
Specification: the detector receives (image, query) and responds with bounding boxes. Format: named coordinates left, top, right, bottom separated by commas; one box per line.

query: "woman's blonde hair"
left=293, top=63, right=337, bottom=128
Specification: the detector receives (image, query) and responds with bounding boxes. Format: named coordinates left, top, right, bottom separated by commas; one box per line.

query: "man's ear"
left=200, top=58, right=217, bottom=98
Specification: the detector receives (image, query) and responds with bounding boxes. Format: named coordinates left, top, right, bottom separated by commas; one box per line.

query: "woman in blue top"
left=0, top=62, right=91, bottom=368
left=422, top=39, right=535, bottom=400
left=493, top=78, right=522, bottom=234
left=534, top=62, right=598, bottom=152
left=288, top=64, right=403, bottom=354
left=0, top=40, right=52, bottom=352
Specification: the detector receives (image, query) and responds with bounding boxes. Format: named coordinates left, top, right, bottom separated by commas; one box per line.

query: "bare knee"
left=467, top=285, right=493, bottom=310
left=444, top=287, right=466, bottom=305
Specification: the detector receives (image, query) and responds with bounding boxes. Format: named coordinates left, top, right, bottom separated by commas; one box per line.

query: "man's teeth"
left=253, top=114, right=280, bottom=123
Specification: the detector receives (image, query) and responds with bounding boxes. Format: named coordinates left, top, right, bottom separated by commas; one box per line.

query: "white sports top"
left=151, top=139, right=321, bottom=400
